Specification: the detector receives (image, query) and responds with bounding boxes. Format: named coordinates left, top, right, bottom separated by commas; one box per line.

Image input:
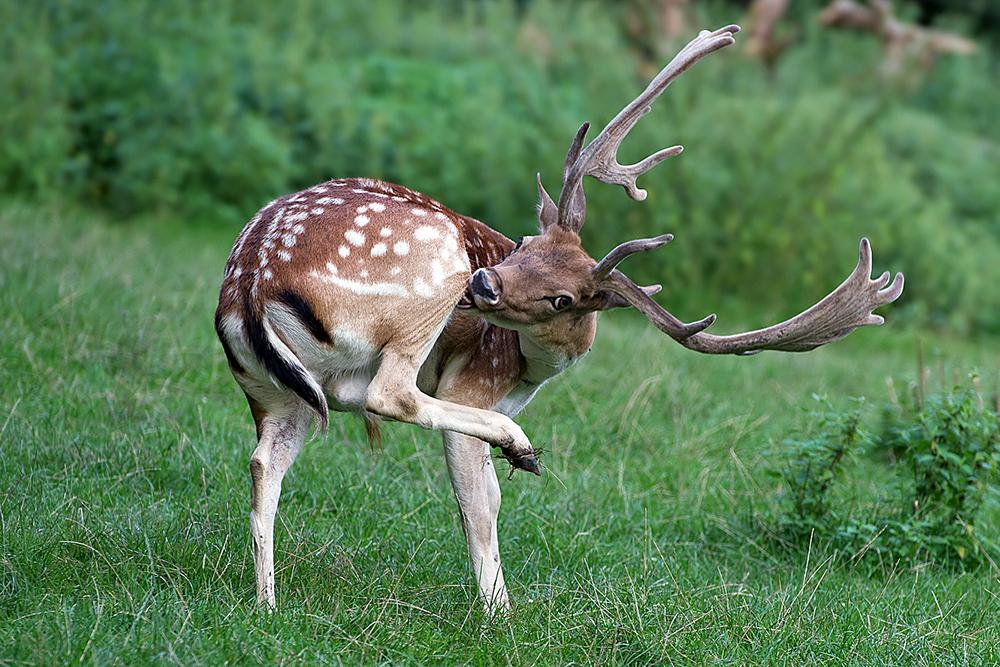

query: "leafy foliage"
left=1, top=0, right=998, bottom=331
left=770, top=379, right=1000, bottom=565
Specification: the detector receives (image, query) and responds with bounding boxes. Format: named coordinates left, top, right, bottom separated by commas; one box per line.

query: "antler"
left=608, top=238, right=904, bottom=355
left=554, top=24, right=741, bottom=231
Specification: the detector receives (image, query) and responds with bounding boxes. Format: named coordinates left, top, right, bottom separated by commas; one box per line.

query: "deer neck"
left=516, top=313, right=597, bottom=385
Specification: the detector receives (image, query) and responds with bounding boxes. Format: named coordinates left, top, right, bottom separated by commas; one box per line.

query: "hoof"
left=506, top=452, right=541, bottom=477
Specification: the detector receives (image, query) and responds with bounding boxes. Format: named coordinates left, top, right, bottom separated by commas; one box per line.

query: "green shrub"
left=1, top=0, right=997, bottom=331
left=768, top=379, right=1000, bottom=566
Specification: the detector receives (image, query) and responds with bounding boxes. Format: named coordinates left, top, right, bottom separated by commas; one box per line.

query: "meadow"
left=1, top=203, right=997, bottom=665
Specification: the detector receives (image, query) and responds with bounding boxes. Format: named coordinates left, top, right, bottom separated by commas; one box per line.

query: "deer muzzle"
left=469, top=268, right=502, bottom=309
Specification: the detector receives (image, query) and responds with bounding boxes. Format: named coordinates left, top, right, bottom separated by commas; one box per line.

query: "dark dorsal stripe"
left=275, top=290, right=333, bottom=344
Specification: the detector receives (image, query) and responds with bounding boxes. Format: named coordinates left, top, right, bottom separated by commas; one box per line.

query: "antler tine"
left=609, top=238, right=904, bottom=355
left=592, top=233, right=674, bottom=281
left=604, top=270, right=717, bottom=340
left=556, top=24, right=741, bottom=231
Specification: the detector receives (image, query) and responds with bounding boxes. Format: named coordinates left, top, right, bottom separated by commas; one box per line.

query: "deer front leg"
left=365, top=350, right=540, bottom=473
left=248, top=403, right=311, bottom=609
left=442, top=431, right=509, bottom=612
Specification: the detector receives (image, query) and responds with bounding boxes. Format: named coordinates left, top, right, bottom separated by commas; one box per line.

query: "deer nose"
left=470, top=268, right=502, bottom=306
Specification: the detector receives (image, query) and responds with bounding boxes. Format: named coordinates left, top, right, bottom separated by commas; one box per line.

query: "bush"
left=768, top=379, right=1000, bottom=566
left=2, top=0, right=998, bottom=331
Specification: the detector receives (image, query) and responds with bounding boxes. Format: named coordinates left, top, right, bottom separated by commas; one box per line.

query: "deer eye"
left=548, top=295, right=574, bottom=311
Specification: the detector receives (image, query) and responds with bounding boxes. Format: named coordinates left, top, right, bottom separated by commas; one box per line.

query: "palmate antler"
left=544, top=24, right=904, bottom=355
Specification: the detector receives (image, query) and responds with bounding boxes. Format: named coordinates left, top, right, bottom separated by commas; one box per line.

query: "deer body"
left=216, top=24, right=904, bottom=613
left=216, top=178, right=595, bottom=608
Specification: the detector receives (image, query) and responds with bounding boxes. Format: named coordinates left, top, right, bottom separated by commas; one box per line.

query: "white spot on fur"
left=286, top=211, right=309, bottom=224
left=325, top=262, right=338, bottom=274
left=310, top=207, right=324, bottom=216
left=316, top=197, right=344, bottom=205
left=431, top=260, right=444, bottom=285
left=393, top=241, right=410, bottom=256
left=263, top=269, right=273, bottom=280
left=354, top=215, right=370, bottom=227
left=411, top=208, right=428, bottom=217
left=391, top=266, right=401, bottom=275
left=380, top=227, right=392, bottom=237
left=444, top=235, right=458, bottom=252
left=359, top=270, right=369, bottom=278
left=339, top=245, right=350, bottom=258
left=277, top=250, right=292, bottom=262
left=434, top=212, right=448, bottom=220
left=356, top=205, right=368, bottom=213
left=413, top=278, right=433, bottom=297
left=282, top=234, right=296, bottom=247
left=369, top=202, right=386, bottom=212
left=371, top=242, right=387, bottom=257
left=311, top=268, right=409, bottom=297
left=414, top=226, right=440, bottom=241
left=345, top=230, right=365, bottom=246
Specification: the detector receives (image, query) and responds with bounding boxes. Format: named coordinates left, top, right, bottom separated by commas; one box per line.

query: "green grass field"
left=1, top=203, right=998, bottom=665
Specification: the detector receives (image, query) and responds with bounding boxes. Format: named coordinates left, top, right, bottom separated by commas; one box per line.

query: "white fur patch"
left=393, top=241, right=410, bottom=256
left=413, top=278, right=433, bottom=297
left=369, top=202, right=386, bottom=212
left=345, top=230, right=365, bottom=246
left=379, top=227, right=392, bottom=237
left=355, top=215, right=370, bottom=227
left=339, top=245, right=350, bottom=258
left=411, top=208, right=428, bottom=217
left=311, top=268, right=409, bottom=297
left=371, top=242, right=387, bottom=257
left=414, top=226, right=440, bottom=241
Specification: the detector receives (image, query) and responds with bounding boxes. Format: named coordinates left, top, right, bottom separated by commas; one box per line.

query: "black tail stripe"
left=242, top=303, right=328, bottom=427
left=276, top=291, right=333, bottom=344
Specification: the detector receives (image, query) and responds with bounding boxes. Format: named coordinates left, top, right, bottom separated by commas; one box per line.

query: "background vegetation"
left=2, top=0, right=998, bottom=331
left=1, top=0, right=998, bottom=663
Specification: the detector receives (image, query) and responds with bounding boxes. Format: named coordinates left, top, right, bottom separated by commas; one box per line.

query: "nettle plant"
left=771, top=377, right=1000, bottom=565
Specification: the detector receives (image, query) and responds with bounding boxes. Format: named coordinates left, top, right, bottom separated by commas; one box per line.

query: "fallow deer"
left=215, top=24, right=903, bottom=612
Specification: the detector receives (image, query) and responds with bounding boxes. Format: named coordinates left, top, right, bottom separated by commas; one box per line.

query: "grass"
left=1, top=201, right=998, bottom=665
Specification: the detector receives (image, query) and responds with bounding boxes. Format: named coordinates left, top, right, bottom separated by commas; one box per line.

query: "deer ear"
left=536, top=173, right=558, bottom=231
left=593, top=284, right=663, bottom=310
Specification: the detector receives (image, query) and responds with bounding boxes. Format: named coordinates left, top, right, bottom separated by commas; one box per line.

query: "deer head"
left=461, top=24, right=903, bottom=356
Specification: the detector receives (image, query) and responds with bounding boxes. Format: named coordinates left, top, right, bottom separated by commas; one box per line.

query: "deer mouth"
left=456, top=287, right=476, bottom=310
left=459, top=268, right=502, bottom=311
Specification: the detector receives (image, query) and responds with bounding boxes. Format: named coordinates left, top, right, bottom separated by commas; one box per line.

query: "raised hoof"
left=503, top=451, right=541, bottom=477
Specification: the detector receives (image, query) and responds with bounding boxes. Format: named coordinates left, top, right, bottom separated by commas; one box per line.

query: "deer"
left=215, top=24, right=904, bottom=613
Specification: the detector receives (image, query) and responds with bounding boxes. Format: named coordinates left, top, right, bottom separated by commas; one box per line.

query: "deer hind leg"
left=365, top=348, right=538, bottom=472
left=247, top=399, right=311, bottom=609
left=442, top=431, right=508, bottom=612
